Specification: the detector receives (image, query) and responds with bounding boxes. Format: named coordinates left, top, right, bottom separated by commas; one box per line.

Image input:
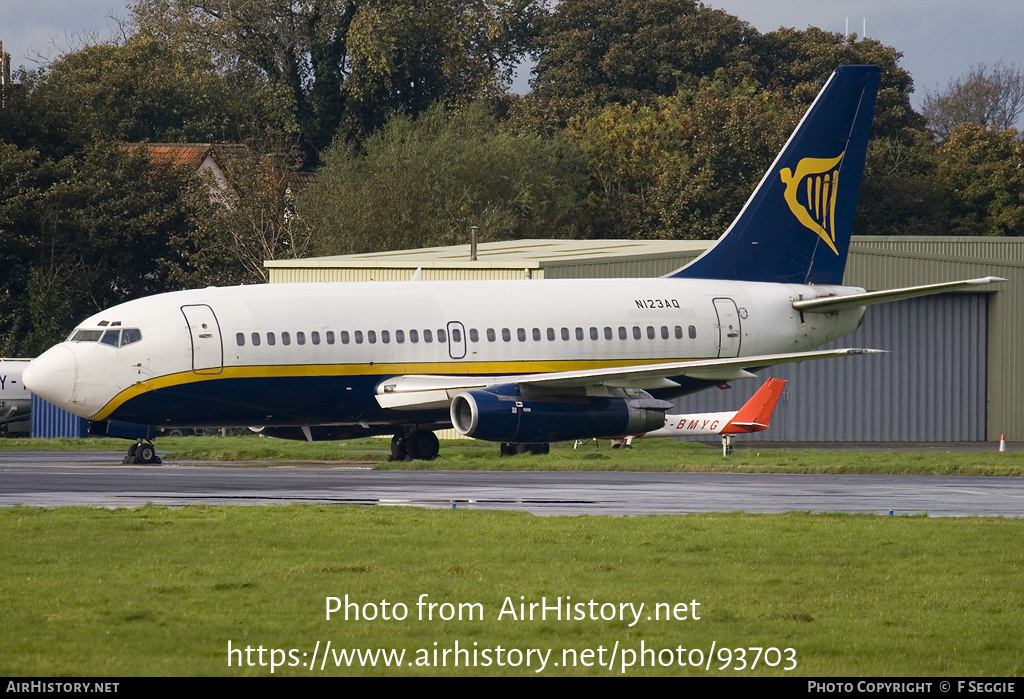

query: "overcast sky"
left=3, top=0, right=1024, bottom=108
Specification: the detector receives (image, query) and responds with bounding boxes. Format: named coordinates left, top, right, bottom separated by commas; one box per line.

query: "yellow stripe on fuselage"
left=88, top=357, right=693, bottom=421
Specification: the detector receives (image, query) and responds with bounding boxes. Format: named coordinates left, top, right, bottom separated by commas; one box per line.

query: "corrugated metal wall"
left=672, top=293, right=989, bottom=441
left=30, top=394, right=90, bottom=438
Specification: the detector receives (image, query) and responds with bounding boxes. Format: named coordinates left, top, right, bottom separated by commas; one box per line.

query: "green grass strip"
left=4, top=436, right=1023, bottom=476
left=2, top=506, right=1022, bottom=676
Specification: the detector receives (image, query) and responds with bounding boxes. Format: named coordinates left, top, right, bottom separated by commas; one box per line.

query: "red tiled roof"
left=124, top=143, right=251, bottom=171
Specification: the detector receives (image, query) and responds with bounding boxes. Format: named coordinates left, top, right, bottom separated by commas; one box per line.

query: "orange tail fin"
left=722, top=378, right=787, bottom=434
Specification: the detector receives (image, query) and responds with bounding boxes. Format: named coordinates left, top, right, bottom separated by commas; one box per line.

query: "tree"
left=936, top=123, right=1024, bottom=236
left=0, top=35, right=258, bottom=160
left=520, top=2, right=922, bottom=141
left=174, top=144, right=313, bottom=285
left=132, top=0, right=542, bottom=163
left=300, top=101, right=589, bottom=254
left=855, top=134, right=949, bottom=236
left=566, top=80, right=801, bottom=240
left=0, top=142, right=203, bottom=355
left=521, top=0, right=759, bottom=129
left=922, top=62, right=1024, bottom=142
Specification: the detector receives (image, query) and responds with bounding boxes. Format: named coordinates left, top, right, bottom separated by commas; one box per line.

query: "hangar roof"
left=265, top=238, right=709, bottom=272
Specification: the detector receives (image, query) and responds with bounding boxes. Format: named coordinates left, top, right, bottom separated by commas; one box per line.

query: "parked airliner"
left=23, top=66, right=1002, bottom=462
left=1, top=358, right=32, bottom=435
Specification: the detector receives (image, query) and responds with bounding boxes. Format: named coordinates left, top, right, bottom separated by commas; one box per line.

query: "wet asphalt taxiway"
left=2, top=451, right=1023, bottom=516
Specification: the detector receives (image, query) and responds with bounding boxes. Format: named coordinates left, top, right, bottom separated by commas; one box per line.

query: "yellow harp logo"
left=780, top=152, right=845, bottom=255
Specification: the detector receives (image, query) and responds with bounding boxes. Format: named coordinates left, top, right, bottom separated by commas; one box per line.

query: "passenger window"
left=532, top=328, right=541, bottom=341
left=282, top=332, right=291, bottom=346
left=632, top=327, right=642, bottom=340
left=674, top=326, right=683, bottom=340
left=661, top=326, right=669, bottom=340
left=251, top=332, right=261, bottom=347
left=236, top=332, right=245, bottom=347
left=517, top=328, right=526, bottom=342
left=354, top=331, right=363, bottom=344
left=267, top=332, right=276, bottom=346
left=296, top=332, right=306, bottom=345
left=327, top=331, right=336, bottom=344
left=689, top=325, right=697, bottom=339
left=424, top=329, right=432, bottom=343
left=395, top=329, right=405, bottom=343
left=340, top=331, right=349, bottom=344
left=381, top=330, right=390, bottom=344
left=618, top=326, right=627, bottom=340
left=547, top=328, right=556, bottom=341
left=647, top=326, right=655, bottom=340
left=446, top=329, right=455, bottom=343
left=604, top=327, right=613, bottom=340
left=367, top=331, right=376, bottom=344
left=575, top=327, right=584, bottom=341
left=561, top=328, right=570, bottom=341
left=501, top=328, right=511, bottom=342
left=409, top=329, right=418, bottom=343
left=437, top=329, right=447, bottom=343
left=469, top=328, right=479, bottom=343
left=311, top=331, right=320, bottom=345
left=486, top=328, right=496, bottom=342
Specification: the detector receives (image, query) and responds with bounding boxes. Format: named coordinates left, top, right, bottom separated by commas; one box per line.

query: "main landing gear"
left=123, top=440, right=161, bottom=464
left=390, top=428, right=440, bottom=461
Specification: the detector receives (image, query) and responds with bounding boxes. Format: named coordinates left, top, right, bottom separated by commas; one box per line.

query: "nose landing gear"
left=124, top=440, right=161, bottom=464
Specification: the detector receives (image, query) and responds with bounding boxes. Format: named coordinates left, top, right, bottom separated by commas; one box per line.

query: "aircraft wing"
left=375, top=348, right=882, bottom=409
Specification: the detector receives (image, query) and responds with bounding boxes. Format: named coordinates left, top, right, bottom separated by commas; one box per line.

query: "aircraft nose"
left=23, top=346, right=78, bottom=411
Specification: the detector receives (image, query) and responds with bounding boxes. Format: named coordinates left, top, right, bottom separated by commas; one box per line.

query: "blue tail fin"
left=671, top=65, right=880, bottom=285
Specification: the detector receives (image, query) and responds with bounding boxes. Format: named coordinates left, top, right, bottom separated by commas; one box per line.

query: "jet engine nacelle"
left=450, top=384, right=671, bottom=443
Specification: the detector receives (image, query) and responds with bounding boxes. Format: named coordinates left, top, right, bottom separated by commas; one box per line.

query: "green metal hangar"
left=266, top=237, right=1022, bottom=443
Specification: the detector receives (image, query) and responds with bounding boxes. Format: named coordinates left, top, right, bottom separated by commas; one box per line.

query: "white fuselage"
left=24, top=277, right=865, bottom=427
left=0, top=359, right=32, bottom=427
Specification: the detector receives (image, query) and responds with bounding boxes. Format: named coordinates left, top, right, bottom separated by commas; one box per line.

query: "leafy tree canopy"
left=132, top=0, right=543, bottom=165
left=300, top=101, right=589, bottom=254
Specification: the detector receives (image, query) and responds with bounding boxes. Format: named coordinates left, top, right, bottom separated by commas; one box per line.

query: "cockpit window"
left=70, top=330, right=103, bottom=342
left=121, top=328, right=142, bottom=345
left=68, top=328, right=141, bottom=345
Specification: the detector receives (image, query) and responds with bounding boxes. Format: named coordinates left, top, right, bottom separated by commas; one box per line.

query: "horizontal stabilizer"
left=793, top=277, right=1006, bottom=313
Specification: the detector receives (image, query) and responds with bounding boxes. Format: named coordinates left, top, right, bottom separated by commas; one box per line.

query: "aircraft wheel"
left=529, top=443, right=550, bottom=455
left=499, top=443, right=516, bottom=457
left=389, top=434, right=408, bottom=462
left=133, top=442, right=160, bottom=464
left=123, top=442, right=138, bottom=464
left=407, top=430, right=439, bottom=461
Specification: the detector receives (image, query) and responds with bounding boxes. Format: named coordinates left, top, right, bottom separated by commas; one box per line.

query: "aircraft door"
left=447, top=321, right=467, bottom=360
left=713, top=298, right=742, bottom=358
left=181, top=304, right=224, bottom=374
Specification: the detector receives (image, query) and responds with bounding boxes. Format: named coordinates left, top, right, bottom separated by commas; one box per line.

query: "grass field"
left=2, top=506, right=1022, bottom=676
left=3, top=435, right=1024, bottom=476
left=3, top=436, right=1022, bottom=676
